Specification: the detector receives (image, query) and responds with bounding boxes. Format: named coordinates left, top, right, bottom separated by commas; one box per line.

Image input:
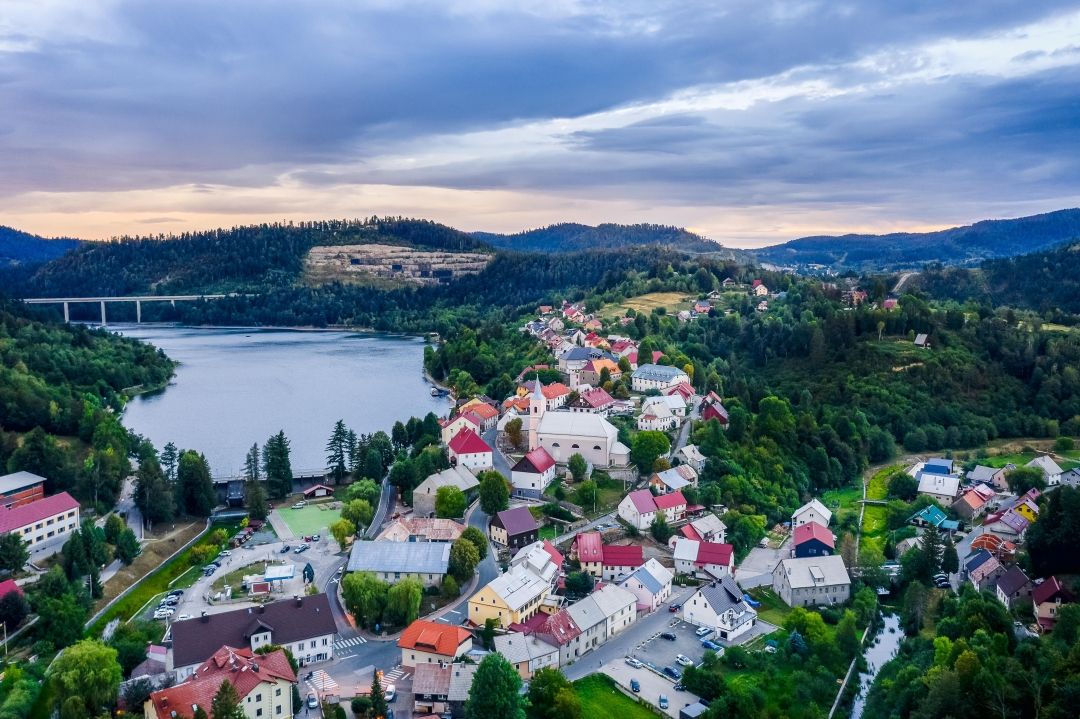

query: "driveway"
left=736, top=539, right=789, bottom=588
left=603, top=660, right=700, bottom=719
left=554, top=512, right=617, bottom=546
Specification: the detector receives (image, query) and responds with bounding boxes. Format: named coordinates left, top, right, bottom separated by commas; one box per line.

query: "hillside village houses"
left=676, top=444, right=707, bottom=472
left=700, top=391, right=729, bottom=425
left=1033, top=577, right=1073, bottom=632
left=412, top=466, right=479, bottom=518
left=510, top=540, right=563, bottom=592
left=672, top=537, right=735, bottom=579
left=618, top=557, right=674, bottom=612
left=637, top=398, right=677, bottom=431
left=618, top=488, right=687, bottom=530
left=398, top=620, right=473, bottom=668
left=490, top=506, right=540, bottom=549
left=669, top=513, right=728, bottom=546
left=469, top=565, right=550, bottom=628
left=631, top=363, right=691, bottom=392
left=346, top=541, right=451, bottom=587
left=510, top=446, right=558, bottom=499
left=650, top=464, right=699, bottom=495
left=492, top=632, right=560, bottom=680
left=376, top=517, right=465, bottom=543
left=447, top=427, right=493, bottom=471
left=682, top=574, right=758, bottom=641
left=1027, top=454, right=1063, bottom=486
left=791, top=498, right=832, bottom=529
left=772, top=555, right=852, bottom=607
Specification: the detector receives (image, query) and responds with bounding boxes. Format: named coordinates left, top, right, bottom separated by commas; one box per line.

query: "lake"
left=114, top=325, right=451, bottom=475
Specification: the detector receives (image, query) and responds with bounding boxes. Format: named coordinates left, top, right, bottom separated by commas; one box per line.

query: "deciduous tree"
left=465, top=653, right=523, bottom=719
left=49, top=639, right=122, bottom=718
left=478, top=471, right=510, bottom=515
left=435, top=486, right=467, bottom=518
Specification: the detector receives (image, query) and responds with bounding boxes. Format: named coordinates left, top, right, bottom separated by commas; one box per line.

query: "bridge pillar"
left=63, top=302, right=69, bottom=322
left=100, top=301, right=107, bottom=326
left=136, top=300, right=142, bottom=323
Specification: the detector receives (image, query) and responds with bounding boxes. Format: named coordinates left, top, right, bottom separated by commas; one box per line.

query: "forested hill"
left=473, top=222, right=740, bottom=257
left=920, top=241, right=1080, bottom=314
left=754, top=208, right=1080, bottom=270
left=8, top=218, right=490, bottom=297
left=0, top=226, right=81, bottom=266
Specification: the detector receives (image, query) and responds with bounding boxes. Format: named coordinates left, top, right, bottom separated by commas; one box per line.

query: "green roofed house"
left=909, top=505, right=960, bottom=533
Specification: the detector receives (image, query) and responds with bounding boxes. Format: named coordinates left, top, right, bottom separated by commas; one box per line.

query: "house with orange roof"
left=518, top=380, right=571, bottom=410
left=440, top=412, right=481, bottom=445
left=145, top=645, right=295, bottom=719
left=580, top=358, right=621, bottom=387
left=459, top=401, right=498, bottom=431
left=398, top=620, right=474, bottom=668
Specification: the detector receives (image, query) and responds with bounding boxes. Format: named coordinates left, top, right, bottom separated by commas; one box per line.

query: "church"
left=523, top=379, right=631, bottom=468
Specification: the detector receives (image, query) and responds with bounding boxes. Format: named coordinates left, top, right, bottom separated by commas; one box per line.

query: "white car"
left=384, top=685, right=396, bottom=702
left=176, top=613, right=192, bottom=621
left=219, top=550, right=232, bottom=557
left=624, top=657, right=643, bottom=668
left=675, top=654, right=694, bottom=667
left=695, top=626, right=712, bottom=638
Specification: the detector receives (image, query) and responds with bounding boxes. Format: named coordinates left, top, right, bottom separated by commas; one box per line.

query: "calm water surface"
left=115, top=325, right=450, bottom=475
left=850, top=613, right=904, bottom=719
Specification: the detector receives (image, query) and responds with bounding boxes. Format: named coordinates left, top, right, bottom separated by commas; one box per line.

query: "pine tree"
left=370, top=673, right=388, bottom=719
left=345, top=429, right=360, bottom=474
left=326, top=419, right=349, bottom=484
left=263, top=431, right=294, bottom=499
left=246, top=479, right=268, bottom=521
left=177, top=451, right=216, bottom=517
left=209, top=680, right=246, bottom=719
left=242, top=443, right=260, bottom=482
left=160, top=442, right=179, bottom=483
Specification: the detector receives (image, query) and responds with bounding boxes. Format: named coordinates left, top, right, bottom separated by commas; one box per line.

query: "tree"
left=575, top=480, right=598, bottom=512
left=392, top=420, right=409, bottom=450
left=209, top=679, right=246, bottom=719
left=262, top=431, right=294, bottom=499
left=564, top=571, right=593, bottom=596
left=49, top=639, right=122, bottom=717
left=346, top=478, right=381, bottom=506
left=567, top=453, right=587, bottom=482
left=631, top=431, right=670, bottom=473
left=650, top=514, right=673, bottom=544
left=435, top=486, right=467, bottom=518
left=478, top=471, right=510, bottom=515
left=385, top=577, right=423, bottom=626
left=0, top=589, right=29, bottom=630
left=505, top=417, right=524, bottom=451
left=177, top=450, right=215, bottom=516
left=1006, top=466, right=1046, bottom=494
left=245, top=478, right=268, bottom=521
left=449, top=538, right=480, bottom=581
left=465, top=653, right=523, bottom=719
left=1027, top=486, right=1080, bottom=575
left=160, top=442, right=179, bottom=483
left=103, top=513, right=124, bottom=545
left=351, top=695, right=373, bottom=718
left=941, top=534, right=959, bottom=574
left=326, top=419, right=350, bottom=484
left=134, top=444, right=175, bottom=527
left=527, top=668, right=579, bottom=719
left=887, top=472, right=919, bottom=501
left=0, top=532, right=28, bottom=572
left=836, top=610, right=861, bottom=659
left=370, top=673, right=388, bottom=719
left=341, top=571, right=388, bottom=629
left=115, top=527, right=141, bottom=565
left=460, top=526, right=488, bottom=560
left=242, top=443, right=260, bottom=483
left=341, top=499, right=374, bottom=529
left=330, top=518, right=356, bottom=549
left=34, top=590, right=87, bottom=648
left=442, top=575, right=460, bottom=597
left=121, top=678, right=155, bottom=713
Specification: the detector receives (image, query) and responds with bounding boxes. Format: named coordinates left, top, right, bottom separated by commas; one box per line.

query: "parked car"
left=695, top=626, right=712, bottom=637
left=660, top=632, right=677, bottom=641
left=625, top=657, right=643, bottom=668
left=293, top=502, right=307, bottom=509
left=630, top=679, right=640, bottom=693
left=167, top=589, right=184, bottom=598
left=310, top=534, right=320, bottom=542
left=662, top=666, right=681, bottom=680
left=306, top=694, right=319, bottom=709
left=280, top=545, right=291, bottom=554
left=176, top=613, right=192, bottom=621
left=294, top=544, right=309, bottom=554
left=701, top=640, right=722, bottom=651
left=384, top=685, right=396, bottom=702
left=676, top=654, right=694, bottom=667
left=659, top=695, right=669, bottom=710
left=668, top=603, right=682, bottom=613
left=219, top=550, right=232, bottom=557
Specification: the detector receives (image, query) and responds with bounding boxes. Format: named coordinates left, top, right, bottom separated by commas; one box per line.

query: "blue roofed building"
left=631, top=364, right=691, bottom=392
left=922, top=458, right=955, bottom=476
left=347, top=541, right=450, bottom=586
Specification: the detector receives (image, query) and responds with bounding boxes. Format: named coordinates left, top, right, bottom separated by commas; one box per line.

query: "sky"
left=2, top=1, right=1080, bottom=248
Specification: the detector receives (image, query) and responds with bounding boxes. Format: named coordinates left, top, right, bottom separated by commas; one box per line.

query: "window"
left=552, top=443, right=560, bottom=447
left=571, top=444, right=579, bottom=449
left=275, top=688, right=281, bottom=697
left=257, top=709, right=263, bottom=717
left=593, top=445, right=601, bottom=450
left=256, top=694, right=262, bottom=702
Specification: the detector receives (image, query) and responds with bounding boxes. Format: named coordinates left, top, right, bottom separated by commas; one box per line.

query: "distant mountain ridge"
left=0, top=226, right=82, bottom=266
left=754, top=208, right=1080, bottom=270
left=473, top=222, right=739, bottom=257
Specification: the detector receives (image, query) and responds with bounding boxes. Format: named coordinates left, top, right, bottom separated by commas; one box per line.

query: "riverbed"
left=849, top=613, right=903, bottom=719
left=114, top=325, right=451, bottom=475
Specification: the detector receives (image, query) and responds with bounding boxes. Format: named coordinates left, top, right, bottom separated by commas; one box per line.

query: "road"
left=365, top=473, right=395, bottom=539
left=554, top=512, right=616, bottom=546
left=892, top=271, right=918, bottom=294
left=670, top=402, right=699, bottom=459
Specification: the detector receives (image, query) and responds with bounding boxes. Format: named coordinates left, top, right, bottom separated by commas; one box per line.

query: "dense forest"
left=0, top=299, right=174, bottom=511
left=473, top=222, right=738, bottom=256
left=755, top=207, right=1080, bottom=270
left=0, top=226, right=81, bottom=267
left=920, top=242, right=1080, bottom=315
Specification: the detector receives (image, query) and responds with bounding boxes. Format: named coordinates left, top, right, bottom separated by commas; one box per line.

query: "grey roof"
left=561, top=347, right=618, bottom=362
left=966, top=465, right=1000, bottom=482
left=492, top=633, right=558, bottom=664
left=625, top=565, right=663, bottom=595
left=996, top=566, right=1031, bottom=596
left=0, top=471, right=46, bottom=495
left=682, top=702, right=709, bottom=719
left=1061, top=468, right=1080, bottom=487
left=696, top=575, right=750, bottom=614
left=775, top=555, right=851, bottom=589
left=566, top=595, right=605, bottom=631
left=448, top=663, right=480, bottom=702
left=347, top=541, right=450, bottom=575
left=633, top=364, right=688, bottom=382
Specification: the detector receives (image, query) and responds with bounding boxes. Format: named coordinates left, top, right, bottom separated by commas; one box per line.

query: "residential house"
left=0, top=471, right=46, bottom=509
left=665, top=382, right=696, bottom=403
left=672, top=538, right=735, bottom=579
left=630, top=364, right=690, bottom=392
left=983, top=508, right=1030, bottom=542
left=721, top=278, right=736, bottom=288
left=0, top=491, right=80, bottom=558
left=600, top=544, right=645, bottom=582
left=792, top=522, right=835, bottom=558
left=1033, top=577, right=1073, bottom=633
left=302, top=483, right=334, bottom=499
left=170, top=594, right=337, bottom=679
left=791, top=499, right=832, bottom=529
left=637, top=400, right=677, bottom=431
left=567, top=387, right=615, bottom=414
left=676, top=444, right=707, bottom=472
left=617, top=489, right=687, bottom=530
left=649, top=465, right=699, bottom=496
left=519, top=380, right=572, bottom=411
left=510, top=447, right=557, bottom=499
left=966, top=464, right=1010, bottom=491
left=952, top=485, right=995, bottom=520
left=1060, top=468, right=1080, bottom=488
left=510, top=541, right=563, bottom=592
left=591, top=583, right=638, bottom=639
left=490, top=507, right=540, bottom=549
left=772, top=555, right=852, bottom=607
left=914, top=333, right=930, bottom=348
left=346, top=541, right=450, bottom=587
left=1027, top=455, right=1064, bottom=486
left=468, top=567, right=550, bottom=628
left=493, top=633, right=559, bottom=679
left=531, top=608, right=584, bottom=665
left=668, top=513, right=727, bottom=545
left=619, top=558, right=674, bottom=612
left=909, top=505, right=960, bottom=533
left=412, top=466, right=479, bottom=518
left=995, top=566, right=1033, bottom=609
left=446, top=663, right=479, bottom=718
left=462, top=402, right=499, bottom=432
left=557, top=347, right=619, bottom=374
left=376, top=517, right=465, bottom=543
left=440, top=412, right=481, bottom=445
left=580, top=358, right=621, bottom=387
left=682, top=575, right=758, bottom=641
left=699, top=392, right=729, bottom=426
left=572, top=532, right=604, bottom=578
left=883, top=298, right=899, bottom=310
left=447, top=428, right=493, bottom=472
left=917, top=472, right=961, bottom=505
left=964, top=550, right=1005, bottom=591
left=398, top=620, right=473, bottom=668
left=411, top=663, right=453, bottom=717
left=752, top=280, right=769, bottom=297
left=626, top=349, right=665, bottom=368
left=643, top=393, right=687, bottom=419
left=756, top=300, right=769, bottom=312
left=565, top=595, right=606, bottom=654
left=145, top=646, right=295, bottom=719
left=920, top=458, right=955, bottom=476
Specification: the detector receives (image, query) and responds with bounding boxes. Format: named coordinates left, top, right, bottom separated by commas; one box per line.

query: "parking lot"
left=631, top=618, right=713, bottom=679
left=735, top=539, right=788, bottom=588
left=602, top=659, right=701, bottom=719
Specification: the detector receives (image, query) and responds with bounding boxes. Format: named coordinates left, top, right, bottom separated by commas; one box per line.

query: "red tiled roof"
left=1033, top=576, right=1070, bottom=606
left=580, top=387, right=615, bottom=408
left=0, top=492, right=78, bottom=534
left=752, top=279, right=762, bottom=287
left=302, top=483, right=335, bottom=497
left=542, top=540, right=564, bottom=567
left=626, top=489, right=657, bottom=514
left=397, top=620, right=472, bottom=656
left=575, top=532, right=603, bottom=562
left=653, top=491, right=686, bottom=510
left=503, top=397, right=530, bottom=412
left=793, top=521, right=835, bottom=549
left=680, top=525, right=701, bottom=541
left=534, top=609, right=582, bottom=647
left=0, top=579, right=23, bottom=600
left=602, top=545, right=644, bottom=567
left=448, top=428, right=492, bottom=456
left=148, top=646, right=295, bottom=719
left=694, top=542, right=733, bottom=567
left=524, top=447, right=555, bottom=473
left=464, top=403, right=498, bottom=421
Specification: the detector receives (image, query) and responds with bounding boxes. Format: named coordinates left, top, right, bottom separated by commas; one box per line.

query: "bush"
left=1055, top=436, right=1075, bottom=452
left=542, top=503, right=575, bottom=522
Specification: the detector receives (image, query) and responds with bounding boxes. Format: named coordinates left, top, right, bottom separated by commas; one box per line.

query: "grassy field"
left=211, top=560, right=265, bottom=593
left=574, top=674, right=662, bottom=719
left=746, top=586, right=791, bottom=627
left=599, top=292, right=694, bottom=318
left=576, top=478, right=627, bottom=518
left=281, top=504, right=337, bottom=537
left=539, top=525, right=558, bottom=541
left=860, top=465, right=900, bottom=559
left=822, top=484, right=863, bottom=527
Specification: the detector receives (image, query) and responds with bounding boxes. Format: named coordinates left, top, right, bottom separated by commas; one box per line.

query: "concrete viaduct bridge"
left=21, top=293, right=238, bottom=324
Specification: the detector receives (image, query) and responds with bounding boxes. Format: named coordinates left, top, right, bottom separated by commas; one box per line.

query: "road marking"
left=307, top=670, right=338, bottom=693
left=335, top=636, right=367, bottom=648
left=383, top=667, right=406, bottom=682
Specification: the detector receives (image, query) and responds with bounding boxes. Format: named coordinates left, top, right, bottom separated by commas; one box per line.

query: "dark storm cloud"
left=0, top=0, right=1077, bottom=196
